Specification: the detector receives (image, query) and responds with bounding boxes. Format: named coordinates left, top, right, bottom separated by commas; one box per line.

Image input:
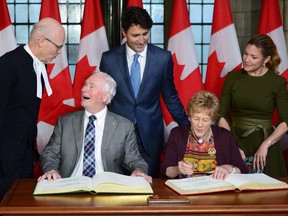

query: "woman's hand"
left=212, top=165, right=240, bottom=180
left=252, top=121, right=288, bottom=172
left=253, top=142, right=269, bottom=171
left=178, top=160, right=193, bottom=176
left=212, top=166, right=230, bottom=180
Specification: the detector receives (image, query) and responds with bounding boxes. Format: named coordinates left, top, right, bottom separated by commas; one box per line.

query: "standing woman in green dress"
left=218, top=34, right=288, bottom=177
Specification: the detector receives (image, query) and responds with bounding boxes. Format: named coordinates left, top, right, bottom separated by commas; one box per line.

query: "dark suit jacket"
left=0, top=45, right=40, bottom=199
left=160, top=124, right=248, bottom=177
left=40, top=110, right=148, bottom=177
left=100, top=43, right=189, bottom=158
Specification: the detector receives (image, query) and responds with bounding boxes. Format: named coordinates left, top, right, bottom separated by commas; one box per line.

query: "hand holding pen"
left=178, top=160, right=193, bottom=177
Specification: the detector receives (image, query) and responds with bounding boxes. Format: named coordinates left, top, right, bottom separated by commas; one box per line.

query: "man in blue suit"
left=100, top=7, right=189, bottom=177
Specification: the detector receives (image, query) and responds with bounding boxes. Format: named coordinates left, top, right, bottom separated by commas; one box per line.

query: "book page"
left=33, top=176, right=92, bottom=195
left=92, top=172, right=153, bottom=194
left=226, top=173, right=288, bottom=190
left=165, top=176, right=234, bottom=195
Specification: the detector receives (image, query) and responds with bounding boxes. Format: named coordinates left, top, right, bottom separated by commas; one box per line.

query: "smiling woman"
left=161, top=90, right=248, bottom=180
left=218, top=34, right=288, bottom=178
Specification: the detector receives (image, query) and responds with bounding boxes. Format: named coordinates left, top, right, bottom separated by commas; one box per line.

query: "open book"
left=165, top=173, right=288, bottom=195
left=33, top=172, right=153, bottom=195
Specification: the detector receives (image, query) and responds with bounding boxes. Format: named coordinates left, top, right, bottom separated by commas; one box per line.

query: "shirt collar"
left=126, top=43, right=147, bottom=59
left=85, top=106, right=107, bottom=121
left=24, top=44, right=40, bottom=62
left=23, top=44, right=52, bottom=98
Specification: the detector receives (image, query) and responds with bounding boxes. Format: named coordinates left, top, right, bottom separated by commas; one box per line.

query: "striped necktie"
left=83, top=115, right=97, bottom=178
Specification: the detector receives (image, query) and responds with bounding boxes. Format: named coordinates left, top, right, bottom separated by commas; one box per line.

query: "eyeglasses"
left=44, top=37, right=63, bottom=51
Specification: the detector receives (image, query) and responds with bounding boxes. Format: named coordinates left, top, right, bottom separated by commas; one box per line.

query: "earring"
left=263, top=63, right=266, bottom=67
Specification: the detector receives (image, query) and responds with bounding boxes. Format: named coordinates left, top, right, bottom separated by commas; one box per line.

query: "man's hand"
left=37, top=169, right=61, bottom=182
left=131, top=168, right=152, bottom=184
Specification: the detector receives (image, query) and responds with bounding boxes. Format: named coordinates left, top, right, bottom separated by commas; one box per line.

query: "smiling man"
left=38, top=71, right=152, bottom=184
left=100, top=7, right=189, bottom=177
left=0, top=18, right=65, bottom=201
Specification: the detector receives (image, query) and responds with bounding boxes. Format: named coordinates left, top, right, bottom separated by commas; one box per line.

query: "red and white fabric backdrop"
left=73, top=0, right=109, bottom=110
left=37, top=0, right=74, bottom=155
left=0, top=0, right=17, bottom=57
left=162, top=0, right=204, bottom=140
left=258, top=0, right=288, bottom=80
left=258, top=0, right=288, bottom=124
left=205, top=0, right=242, bottom=98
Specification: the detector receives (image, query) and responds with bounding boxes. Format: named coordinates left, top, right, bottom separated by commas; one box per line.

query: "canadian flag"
left=37, top=0, right=75, bottom=154
left=126, top=0, right=143, bottom=7
left=258, top=0, right=288, bottom=125
left=205, top=0, right=242, bottom=98
left=258, top=0, right=288, bottom=79
left=0, top=0, right=17, bottom=57
left=121, top=0, right=143, bottom=44
left=73, top=0, right=109, bottom=110
left=163, top=0, right=204, bottom=139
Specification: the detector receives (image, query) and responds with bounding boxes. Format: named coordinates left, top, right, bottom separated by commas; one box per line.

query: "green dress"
left=219, top=69, right=288, bottom=177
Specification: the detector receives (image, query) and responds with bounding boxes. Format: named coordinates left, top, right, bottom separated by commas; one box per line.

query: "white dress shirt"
left=126, top=44, right=147, bottom=81
left=71, top=107, right=107, bottom=177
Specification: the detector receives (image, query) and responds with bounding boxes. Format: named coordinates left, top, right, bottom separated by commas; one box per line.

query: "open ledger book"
left=165, top=173, right=288, bottom=195
left=33, top=171, right=153, bottom=195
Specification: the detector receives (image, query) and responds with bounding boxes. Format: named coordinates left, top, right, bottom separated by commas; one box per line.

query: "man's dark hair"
left=121, top=7, right=153, bottom=32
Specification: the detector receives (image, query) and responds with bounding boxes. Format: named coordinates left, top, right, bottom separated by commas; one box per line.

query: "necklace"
left=190, top=128, right=211, bottom=144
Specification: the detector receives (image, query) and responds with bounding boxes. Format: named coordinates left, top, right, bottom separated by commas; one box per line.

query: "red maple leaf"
left=161, top=53, right=204, bottom=126
left=205, top=51, right=227, bottom=98
left=172, top=53, right=204, bottom=106
left=73, top=55, right=97, bottom=110
left=38, top=65, right=74, bottom=125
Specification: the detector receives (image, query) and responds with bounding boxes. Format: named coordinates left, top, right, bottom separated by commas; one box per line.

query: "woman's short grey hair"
left=187, top=90, right=219, bottom=121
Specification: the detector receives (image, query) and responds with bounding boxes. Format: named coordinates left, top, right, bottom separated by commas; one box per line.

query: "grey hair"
left=93, top=71, right=117, bottom=104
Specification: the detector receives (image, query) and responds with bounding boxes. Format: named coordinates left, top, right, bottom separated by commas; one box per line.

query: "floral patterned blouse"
left=182, top=130, right=217, bottom=177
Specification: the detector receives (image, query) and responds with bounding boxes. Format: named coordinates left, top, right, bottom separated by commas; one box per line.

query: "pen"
left=180, top=160, right=190, bottom=165
left=179, top=160, right=193, bottom=178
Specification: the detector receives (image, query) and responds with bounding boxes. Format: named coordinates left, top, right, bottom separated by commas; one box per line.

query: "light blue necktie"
left=131, top=53, right=141, bottom=97
left=83, top=115, right=96, bottom=178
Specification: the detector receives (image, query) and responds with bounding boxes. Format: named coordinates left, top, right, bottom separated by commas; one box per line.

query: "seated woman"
left=160, top=91, right=247, bottom=180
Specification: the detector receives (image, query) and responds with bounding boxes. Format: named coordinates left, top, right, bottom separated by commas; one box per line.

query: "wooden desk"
left=1, top=178, right=288, bottom=215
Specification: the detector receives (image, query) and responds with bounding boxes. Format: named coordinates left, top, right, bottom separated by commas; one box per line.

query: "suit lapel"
left=101, top=111, right=118, bottom=170
left=115, top=45, right=136, bottom=98
left=138, top=44, right=156, bottom=98
left=116, top=44, right=157, bottom=100
left=73, top=111, right=85, bottom=161
left=102, top=111, right=118, bottom=150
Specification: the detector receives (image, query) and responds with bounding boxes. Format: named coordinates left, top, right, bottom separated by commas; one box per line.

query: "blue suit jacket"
left=100, top=43, right=189, bottom=158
